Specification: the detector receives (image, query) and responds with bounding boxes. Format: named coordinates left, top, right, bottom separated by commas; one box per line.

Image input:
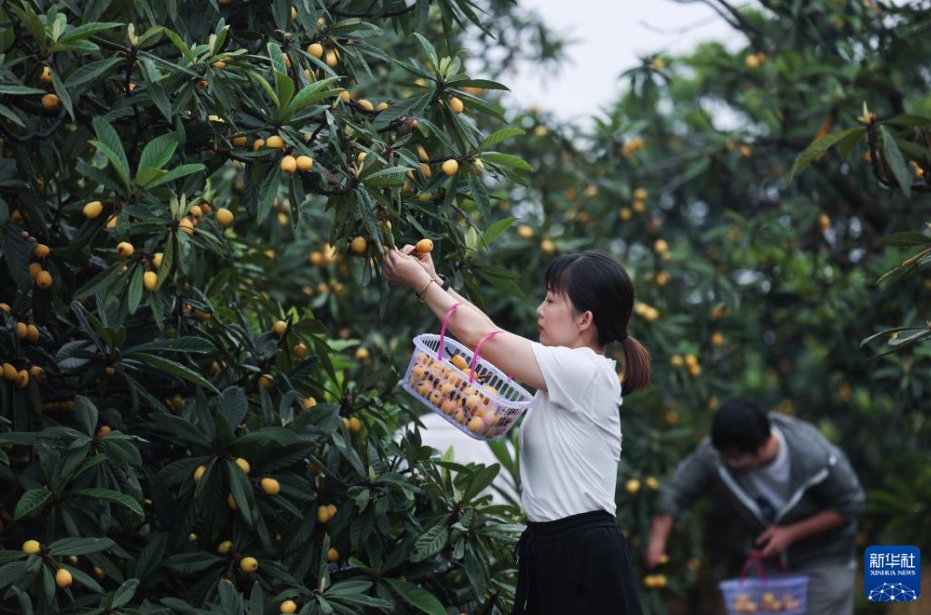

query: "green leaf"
left=789, top=127, right=864, bottom=178
left=71, top=488, right=144, bottom=516
left=411, top=518, right=448, bottom=562
left=134, top=167, right=167, bottom=187
left=0, top=561, right=25, bottom=591
left=160, top=26, right=195, bottom=64
left=481, top=217, right=516, bottom=247
left=144, top=163, right=205, bottom=189
left=58, top=21, right=122, bottom=45
left=110, top=578, right=140, bottom=609
left=91, top=116, right=131, bottom=189
left=64, top=58, right=123, bottom=89
left=475, top=264, right=525, bottom=297
left=228, top=459, right=255, bottom=526
left=164, top=552, right=225, bottom=574
left=410, top=33, right=439, bottom=69
left=256, top=163, right=280, bottom=224
left=462, top=463, right=501, bottom=503
left=73, top=395, right=99, bottom=437
left=274, top=71, right=296, bottom=112
left=880, top=125, right=912, bottom=198
left=0, top=103, right=26, bottom=127
left=73, top=264, right=122, bottom=300
left=0, top=85, right=46, bottom=95
left=139, top=134, right=179, bottom=171
left=479, top=127, right=525, bottom=150
left=132, top=534, right=167, bottom=582
left=10, top=3, right=45, bottom=48
left=882, top=231, right=931, bottom=248
left=383, top=578, right=446, bottom=615
left=125, top=337, right=216, bottom=354
left=13, top=489, right=52, bottom=520
left=123, top=353, right=219, bottom=393
left=453, top=78, right=510, bottom=91
left=248, top=71, right=279, bottom=108
left=3, top=221, right=33, bottom=289
left=218, top=576, right=245, bottom=613
left=883, top=113, right=931, bottom=127
left=51, top=71, right=71, bottom=120
left=479, top=152, right=533, bottom=173
left=127, top=266, right=144, bottom=314
left=48, top=537, right=116, bottom=557
left=372, top=91, right=432, bottom=131
left=61, top=564, right=105, bottom=594
left=284, top=77, right=342, bottom=116
left=216, top=387, right=248, bottom=431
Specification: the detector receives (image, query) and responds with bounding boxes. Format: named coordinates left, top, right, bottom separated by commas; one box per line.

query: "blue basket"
left=719, top=574, right=809, bottom=615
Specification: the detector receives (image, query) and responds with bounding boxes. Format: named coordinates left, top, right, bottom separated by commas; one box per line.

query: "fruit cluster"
left=732, top=591, right=802, bottom=613
left=405, top=349, right=519, bottom=440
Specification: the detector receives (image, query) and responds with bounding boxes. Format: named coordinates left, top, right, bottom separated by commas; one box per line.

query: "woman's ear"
left=577, top=310, right=594, bottom=330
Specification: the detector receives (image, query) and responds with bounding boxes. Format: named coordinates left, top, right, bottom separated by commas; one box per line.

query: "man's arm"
left=646, top=514, right=674, bottom=568
left=755, top=509, right=846, bottom=557
left=645, top=444, right=718, bottom=568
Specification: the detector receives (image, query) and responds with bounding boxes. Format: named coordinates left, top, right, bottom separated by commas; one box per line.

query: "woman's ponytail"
left=620, top=335, right=651, bottom=393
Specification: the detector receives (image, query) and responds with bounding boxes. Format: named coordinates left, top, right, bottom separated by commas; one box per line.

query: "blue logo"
left=864, top=546, right=920, bottom=602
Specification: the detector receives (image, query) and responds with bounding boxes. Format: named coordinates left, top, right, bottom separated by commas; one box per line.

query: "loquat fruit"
left=41, top=93, right=60, bottom=111
left=261, top=477, right=280, bottom=495
left=441, top=159, right=459, bottom=176
left=35, top=270, right=52, bottom=289
left=296, top=155, right=314, bottom=171
left=350, top=236, right=367, bottom=254
left=280, top=155, right=298, bottom=174
left=143, top=271, right=158, bottom=292
left=22, top=540, right=41, bottom=554
left=216, top=208, right=234, bottom=227
left=82, top=201, right=103, bottom=220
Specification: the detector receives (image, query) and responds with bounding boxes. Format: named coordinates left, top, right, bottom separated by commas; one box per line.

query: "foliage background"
left=0, top=0, right=929, bottom=614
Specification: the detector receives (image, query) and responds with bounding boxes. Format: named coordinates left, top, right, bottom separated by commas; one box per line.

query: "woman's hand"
left=406, top=243, right=438, bottom=280
left=384, top=248, right=432, bottom=290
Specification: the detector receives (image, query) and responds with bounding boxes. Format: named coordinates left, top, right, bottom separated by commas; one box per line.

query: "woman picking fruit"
left=384, top=246, right=650, bottom=615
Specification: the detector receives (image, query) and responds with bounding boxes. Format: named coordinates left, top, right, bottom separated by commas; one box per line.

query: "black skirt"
left=512, top=510, right=643, bottom=615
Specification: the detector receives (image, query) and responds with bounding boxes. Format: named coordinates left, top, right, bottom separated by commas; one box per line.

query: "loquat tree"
left=0, top=0, right=568, bottom=613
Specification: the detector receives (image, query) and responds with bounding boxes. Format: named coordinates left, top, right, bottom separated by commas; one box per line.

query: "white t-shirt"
left=746, top=426, right=791, bottom=516
left=518, top=342, right=623, bottom=522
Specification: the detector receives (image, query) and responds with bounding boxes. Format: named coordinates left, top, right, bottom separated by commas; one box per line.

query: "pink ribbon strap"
left=469, top=330, right=500, bottom=383
left=740, top=550, right=767, bottom=583
left=436, top=302, right=461, bottom=360
left=739, top=549, right=788, bottom=583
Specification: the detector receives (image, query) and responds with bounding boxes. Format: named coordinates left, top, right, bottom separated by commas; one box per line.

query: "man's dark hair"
left=710, top=398, right=771, bottom=454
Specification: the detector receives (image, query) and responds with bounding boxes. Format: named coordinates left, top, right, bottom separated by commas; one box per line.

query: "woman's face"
left=535, top=288, right=581, bottom=347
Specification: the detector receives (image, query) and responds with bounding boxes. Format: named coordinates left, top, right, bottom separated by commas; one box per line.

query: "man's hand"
left=755, top=525, right=797, bottom=557
left=645, top=515, right=674, bottom=569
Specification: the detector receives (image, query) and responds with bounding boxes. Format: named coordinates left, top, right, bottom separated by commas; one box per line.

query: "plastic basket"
left=719, top=553, right=809, bottom=615
left=400, top=303, right=534, bottom=441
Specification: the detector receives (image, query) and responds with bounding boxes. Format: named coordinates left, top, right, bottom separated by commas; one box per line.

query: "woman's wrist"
left=415, top=276, right=436, bottom=301
left=434, top=275, right=451, bottom=292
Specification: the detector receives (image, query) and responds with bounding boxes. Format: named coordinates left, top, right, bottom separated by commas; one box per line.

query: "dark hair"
left=711, top=398, right=772, bottom=453
left=544, top=250, right=651, bottom=392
